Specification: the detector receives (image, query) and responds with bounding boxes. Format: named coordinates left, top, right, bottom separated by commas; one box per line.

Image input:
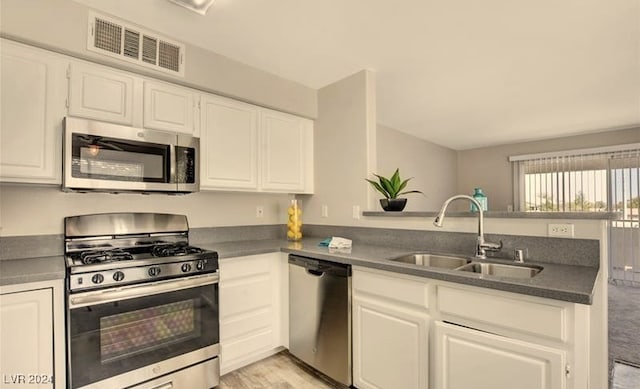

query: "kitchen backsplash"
left=1, top=223, right=599, bottom=268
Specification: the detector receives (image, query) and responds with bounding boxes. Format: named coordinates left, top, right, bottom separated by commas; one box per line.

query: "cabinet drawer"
left=219, top=254, right=271, bottom=280
left=221, top=328, right=274, bottom=365
left=437, top=286, right=567, bottom=342
left=353, top=268, right=429, bottom=310
left=220, top=276, right=272, bottom=318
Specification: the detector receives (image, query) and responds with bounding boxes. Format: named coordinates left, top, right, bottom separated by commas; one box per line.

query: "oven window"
left=69, top=282, right=218, bottom=388
left=100, top=299, right=200, bottom=363
left=72, top=133, right=170, bottom=183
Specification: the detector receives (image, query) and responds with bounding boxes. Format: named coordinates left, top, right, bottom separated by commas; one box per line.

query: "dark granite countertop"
left=1, top=237, right=598, bottom=305
left=0, top=256, right=66, bottom=286
left=202, top=237, right=599, bottom=305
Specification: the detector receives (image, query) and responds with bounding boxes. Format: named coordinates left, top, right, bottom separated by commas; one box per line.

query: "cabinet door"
left=143, top=80, right=197, bottom=135
left=260, top=109, right=311, bottom=192
left=434, top=321, right=566, bottom=389
left=353, top=296, right=429, bottom=389
left=68, top=62, right=140, bottom=125
left=218, top=254, right=283, bottom=374
left=200, top=95, right=259, bottom=190
left=0, top=40, right=67, bottom=184
left=0, top=288, right=54, bottom=389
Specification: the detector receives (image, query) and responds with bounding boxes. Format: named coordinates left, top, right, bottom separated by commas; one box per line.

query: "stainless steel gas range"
left=64, top=213, right=219, bottom=389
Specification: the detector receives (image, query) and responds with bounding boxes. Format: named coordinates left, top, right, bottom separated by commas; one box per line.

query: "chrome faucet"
left=433, top=195, right=502, bottom=259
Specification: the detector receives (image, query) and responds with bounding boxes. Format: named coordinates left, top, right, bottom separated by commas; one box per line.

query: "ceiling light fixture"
left=168, top=0, right=215, bottom=15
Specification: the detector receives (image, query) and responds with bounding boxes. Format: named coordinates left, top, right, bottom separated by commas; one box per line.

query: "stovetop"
left=64, top=213, right=218, bottom=292
left=68, top=242, right=206, bottom=266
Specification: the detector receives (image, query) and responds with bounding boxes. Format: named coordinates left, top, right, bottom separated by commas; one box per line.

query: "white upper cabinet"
left=68, top=62, right=142, bottom=126
left=199, top=95, right=314, bottom=193
left=200, top=94, right=259, bottom=190
left=0, top=39, right=67, bottom=184
left=260, top=109, right=313, bottom=193
left=143, top=80, right=198, bottom=135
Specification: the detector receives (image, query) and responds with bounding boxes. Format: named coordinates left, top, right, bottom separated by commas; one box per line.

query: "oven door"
left=67, top=273, right=219, bottom=389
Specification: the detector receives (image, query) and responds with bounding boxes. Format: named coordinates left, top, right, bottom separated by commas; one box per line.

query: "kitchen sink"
left=388, top=253, right=471, bottom=269
left=456, top=262, right=543, bottom=278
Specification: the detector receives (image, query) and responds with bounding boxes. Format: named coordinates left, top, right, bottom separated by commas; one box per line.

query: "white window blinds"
left=510, top=144, right=640, bottom=213
left=510, top=143, right=640, bottom=285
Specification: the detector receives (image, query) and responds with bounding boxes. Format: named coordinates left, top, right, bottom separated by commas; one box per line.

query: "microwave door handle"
left=169, top=143, right=177, bottom=184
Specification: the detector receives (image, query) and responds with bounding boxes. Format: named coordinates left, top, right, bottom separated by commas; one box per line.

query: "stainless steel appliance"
left=288, top=255, right=352, bottom=386
left=63, top=117, right=199, bottom=194
left=64, top=213, right=219, bottom=389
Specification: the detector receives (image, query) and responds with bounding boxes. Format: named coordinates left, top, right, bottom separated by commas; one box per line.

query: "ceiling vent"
left=87, top=11, right=185, bottom=76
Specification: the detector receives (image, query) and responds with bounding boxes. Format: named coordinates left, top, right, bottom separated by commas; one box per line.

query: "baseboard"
left=220, top=346, right=286, bottom=376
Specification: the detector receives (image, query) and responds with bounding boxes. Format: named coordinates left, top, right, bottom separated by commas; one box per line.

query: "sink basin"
left=389, top=253, right=471, bottom=269
left=456, top=262, right=543, bottom=278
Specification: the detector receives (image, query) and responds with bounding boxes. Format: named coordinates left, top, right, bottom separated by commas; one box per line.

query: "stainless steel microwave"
left=63, top=117, right=199, bottom=194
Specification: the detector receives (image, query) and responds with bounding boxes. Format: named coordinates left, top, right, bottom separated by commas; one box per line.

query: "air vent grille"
left=88, top=12, right=185, bottom=76
left=142, top=35, right=158, bottom=65
left=159, top=41, right=181, bottom=72
left=123, top=29, right=140, bottom=59
left=94, top=18, right=122, bottom=54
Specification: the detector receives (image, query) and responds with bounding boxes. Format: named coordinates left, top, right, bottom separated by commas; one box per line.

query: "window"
left=510, top=144, right=640, bottom=286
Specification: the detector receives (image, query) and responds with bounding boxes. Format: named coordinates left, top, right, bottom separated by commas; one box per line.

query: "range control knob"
left=91, top=274, right=104, bottom=284
left=196, top=260, right=206, bottom=271
left=113, top=271, right=125, bottom=282
left=148, top=266, right=161, bottom=277
left=181, top=263, right=192, bottom=273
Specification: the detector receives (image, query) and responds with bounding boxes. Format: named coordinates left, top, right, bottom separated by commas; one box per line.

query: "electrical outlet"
left=548, top=223, right=574, bottom=237
left=256, top=206, right=264, bottom=218
left=352, top=205, right=361, bottom=219
left=321, top=205, right=329, bottom=218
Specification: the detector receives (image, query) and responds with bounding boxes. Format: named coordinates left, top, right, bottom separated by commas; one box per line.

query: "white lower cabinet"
left=352, top=267, right=586, bottom=389
left=353, top=297, right=429, bottom=389
left=352, top=268, right=430, bottom=389
left=0, top=280, right=66, bottom=389
left=434, top=321, right=566, bottom=389
left=218, top=253, right=288, bottom=375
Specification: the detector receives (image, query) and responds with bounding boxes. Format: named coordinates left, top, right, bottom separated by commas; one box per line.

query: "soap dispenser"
left=471, top=188, right=488, bottom=212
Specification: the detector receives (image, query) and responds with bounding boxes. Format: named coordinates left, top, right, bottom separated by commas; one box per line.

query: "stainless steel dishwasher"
left=288, top=255, right=352, bottom=386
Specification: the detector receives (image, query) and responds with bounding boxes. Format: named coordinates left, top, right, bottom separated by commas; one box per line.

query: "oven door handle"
left=68, top=272, right=219, bottom=308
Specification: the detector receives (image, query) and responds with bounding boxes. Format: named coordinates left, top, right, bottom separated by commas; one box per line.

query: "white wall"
left=0, top=0, right=317, bottom=119
left=0, top=185, right=289, bottom=236
left=303, top=70, right=377, bottom=226
left=376, top=124, right=457, bottom=211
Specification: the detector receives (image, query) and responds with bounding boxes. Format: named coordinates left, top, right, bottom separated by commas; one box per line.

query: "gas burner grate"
left=79, top=248, right=134, bottom=264
left=151, top=242, right=204, bottom=257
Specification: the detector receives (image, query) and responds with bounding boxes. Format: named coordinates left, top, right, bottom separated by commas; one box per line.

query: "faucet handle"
left=482, top=240, right=503, bottom=252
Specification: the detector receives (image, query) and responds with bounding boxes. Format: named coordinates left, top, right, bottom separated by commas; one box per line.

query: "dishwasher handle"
left=289, top=255, right=351, bottom=277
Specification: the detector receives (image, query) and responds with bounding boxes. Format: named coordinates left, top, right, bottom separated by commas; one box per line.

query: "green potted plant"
left=366, top=168, right=424, bottom=211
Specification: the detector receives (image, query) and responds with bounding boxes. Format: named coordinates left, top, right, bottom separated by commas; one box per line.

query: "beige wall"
left=0, top=185, right=290, bottom=236
left=376, top=125, right=457, bottom=211
left=456, top=126, right=640, bottom=211
left=0, top=0, right=317, bottom=118
left=303, top=70, right=377, bottom=226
